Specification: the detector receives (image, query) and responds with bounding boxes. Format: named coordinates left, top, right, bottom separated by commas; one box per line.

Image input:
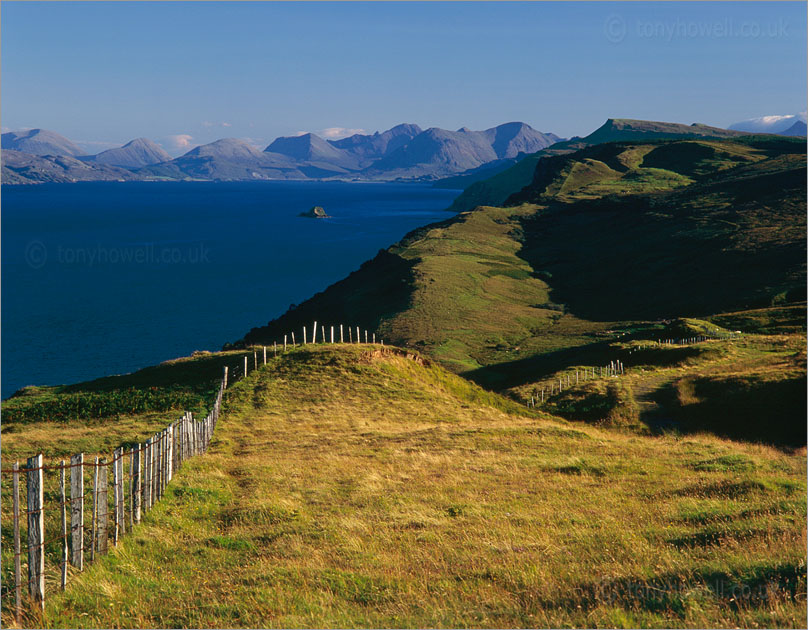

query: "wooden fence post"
left=284, top=335, right=288, bottom=352
left=143, top=439, right=151, bottom=511
left=244, top=355, right=248, bottom=378
left=60, top=461, right=68, bottom=590
left=292, top=332, right=296, bottom=347
left=150, top=438, right=157, bottom=508
left=27, top=454, right=45, bottom=608
left=303, top=326, right=307, bottom=345
left=168, top=425, right=174, bottom=482
left=312, top=321, right=317, bottom=343
left=13, top=462, right=22, bottom=622
left=70, top=453, right=84, bottom=569
left=254, top=351, right=257, bottom=370
left=59, top=460, right=67, bottom=591
left=331, top=325, right=334, bottom=344
left=148, top=437, right=155, bottom=507
left=349, top=327, right=352, bottom=343
left=112, top=448, right=121, bottom=545
left=97, top=460, right=108, bottom=555
left=158, top=432, right=164, bottom=498
left=118, top=449, right=126, bottom=535
left=223, top=366, right=228, bottom=389
left=129, top=447, right=136, bottom=528
left=321, top=325, right=325, bottom=343
left=340, top=324, right=344, bottom=343
left=177, top=418, right=183, bottom=467
left=91, top=458, right=98, bottom=561
left=161, top=430, right=167, bottom=494
left=263, top=346, right=267, bottom=365
left=132, top=445, right=141, bottom=525
left=183, top=419, right=188, bottom=460
left=356, top=327, right=360, bottom=344
left=155, top=434, right=161, bottom=502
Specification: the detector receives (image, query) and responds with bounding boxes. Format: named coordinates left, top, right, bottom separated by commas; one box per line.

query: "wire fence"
left=524, top=333, right=740, bottom=408
left=0, top=321, right=380, bottom=623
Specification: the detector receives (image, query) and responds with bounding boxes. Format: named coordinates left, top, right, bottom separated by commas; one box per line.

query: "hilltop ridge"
left=446, top=117, right=781, bottom=212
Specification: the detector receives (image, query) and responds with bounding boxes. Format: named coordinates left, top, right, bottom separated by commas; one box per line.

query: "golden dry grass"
left=3, top=345, right=802, bottom=628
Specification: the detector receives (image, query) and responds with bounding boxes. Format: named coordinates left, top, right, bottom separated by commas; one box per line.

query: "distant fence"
left=526, top=360, right=626, bottom=408
left=1, top=321, right=379, bottom=621
left=525, top=333, right=740, bottom=408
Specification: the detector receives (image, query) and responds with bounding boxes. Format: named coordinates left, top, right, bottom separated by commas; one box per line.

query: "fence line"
left=2, top=374, right=224, bottom=620
left=2, top=322, right=381, bottom=620
left=525, top=333, right=739, bottom=408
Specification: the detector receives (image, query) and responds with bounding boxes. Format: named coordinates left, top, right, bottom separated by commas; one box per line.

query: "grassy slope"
left=237, top=203, right=616, bottom=383
left=510, top=139, right=807, bottom=321
left=448, top=118, right=750, bottom=213
left=5, top=346, right=804, bottom=628
left=506, top=331, right=806, bottom=447
left=237, top=137, right=805, bottom=386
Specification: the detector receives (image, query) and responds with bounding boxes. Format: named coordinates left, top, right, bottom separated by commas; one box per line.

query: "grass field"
left=2, top=345, right=805, bottom=628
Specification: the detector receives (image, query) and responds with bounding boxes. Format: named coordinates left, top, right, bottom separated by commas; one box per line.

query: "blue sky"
left=2, top=1, right=805, bottom=155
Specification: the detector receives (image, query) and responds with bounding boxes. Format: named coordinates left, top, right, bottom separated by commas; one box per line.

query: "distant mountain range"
left=1, top=122, right=561, bottom=185
left=728, top=112, right=807, bottom=135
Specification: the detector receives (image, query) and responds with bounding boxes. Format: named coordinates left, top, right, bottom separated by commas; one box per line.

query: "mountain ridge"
left=448, top=117, right=767, bottom=212
left=1, top=128, right=85, bottom=157
left=2, top=121, right=561, bottom=184
left=83, top=137, right=172, bottom=169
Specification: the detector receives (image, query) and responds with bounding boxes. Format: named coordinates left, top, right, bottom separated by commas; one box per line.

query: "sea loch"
left=1, top=181, right=459, bottom=397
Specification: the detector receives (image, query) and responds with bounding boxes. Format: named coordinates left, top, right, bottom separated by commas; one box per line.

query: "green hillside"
left=233, top=135, right=805, bottom=445
left=3, top=346, right=805, bottom=628
left=448, top=118, right=754, bottom=213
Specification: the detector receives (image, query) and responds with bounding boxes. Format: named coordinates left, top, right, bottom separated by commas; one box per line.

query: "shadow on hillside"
left=461, top=338, right=620, bottom=390
left=511, top=159, right=806, bottom=322
left=655, top=375, right=807, bottom=448
left=540, top=562, right=805, bottom=614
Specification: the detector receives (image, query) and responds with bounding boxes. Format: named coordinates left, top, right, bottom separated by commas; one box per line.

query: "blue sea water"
left=1, top=181, right=459, bottom=398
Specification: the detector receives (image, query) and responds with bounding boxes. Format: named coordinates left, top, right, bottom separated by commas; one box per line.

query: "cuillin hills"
left=2, top=121, right=561, bottom=184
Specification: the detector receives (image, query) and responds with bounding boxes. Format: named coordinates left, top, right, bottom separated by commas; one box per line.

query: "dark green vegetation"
left=2, top=351, right=238, bottom=426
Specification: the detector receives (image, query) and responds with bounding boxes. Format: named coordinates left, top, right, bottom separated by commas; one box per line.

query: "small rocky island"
left=299, top=205, right=330, bottom=218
